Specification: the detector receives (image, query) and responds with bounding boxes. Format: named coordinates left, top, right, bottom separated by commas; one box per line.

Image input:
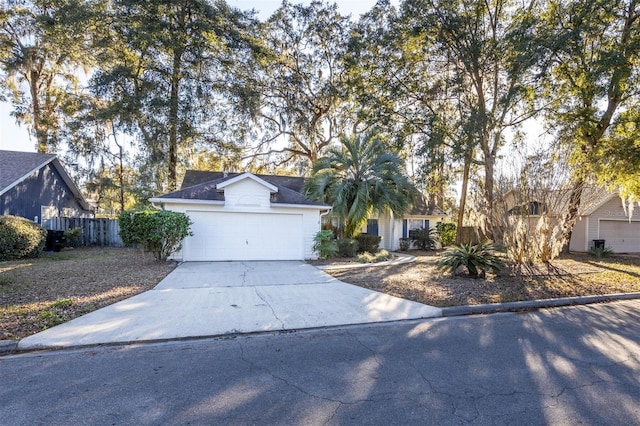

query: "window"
left=405, top=219, right=428, bottom=238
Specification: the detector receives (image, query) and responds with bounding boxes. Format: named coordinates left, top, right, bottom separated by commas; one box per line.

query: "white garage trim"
left=184, top=210, right=304, bottom=261
left=598, top=219, right=640, bottom=253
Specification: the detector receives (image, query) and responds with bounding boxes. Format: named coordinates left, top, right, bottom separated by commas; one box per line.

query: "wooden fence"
left=43, top=217, right=123, bottom=247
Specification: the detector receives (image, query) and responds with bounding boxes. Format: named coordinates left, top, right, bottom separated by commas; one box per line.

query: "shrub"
left=589, top=246, right=614, bottom=259
left=337, top=238, right=358, bottom=257
left=399, top=237, right=410, bottom=251
left=357, top=249, right=392, bottom=263
left=410, top=227, right=439, bottom=250
left=119, top=209, right=192, bottom=261
left=356, top=233, right=381, bottom=254
left=313, top=229, right=338, bottom=259
left=0, top=215, right=47, bottom=261
left=64, top=228, right=83, bottom=247
left=436, top=222, right=457, bottom=247
left=437, top=241, right=502, bottom=278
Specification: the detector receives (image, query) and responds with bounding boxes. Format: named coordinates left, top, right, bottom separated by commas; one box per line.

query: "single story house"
left=150, top=171, right=332, bottom=261
left=0, top=150, right=93, bottom=225
left=337, top=194, right=448, bottom=251
left=503, top=187, right=640, bottom=253
left=150, top=170, right=448, bottom=261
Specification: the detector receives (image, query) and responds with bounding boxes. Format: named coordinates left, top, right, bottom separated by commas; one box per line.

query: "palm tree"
left=304, top=132, right=416, bottom=237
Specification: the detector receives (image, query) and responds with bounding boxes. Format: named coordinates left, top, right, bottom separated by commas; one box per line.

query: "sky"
left=0, top=1, right=385, bottom=153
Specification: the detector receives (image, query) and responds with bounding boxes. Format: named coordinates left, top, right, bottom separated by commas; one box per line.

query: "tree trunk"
left=167, top=50, right=181, bottom=191
left=559, top=179, right=584, bottom=254
left=29, top=70, right=47, bottom=153
left=455, top=152, right=472, bottom=245
left=483, top=154, right=496, bottom=241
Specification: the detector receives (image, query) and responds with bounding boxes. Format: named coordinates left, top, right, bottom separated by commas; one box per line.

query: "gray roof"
left=0, top=149, right=92, bottom=211
left=157, top=171, right=328, bottom=207
left=0, top=150, right=56, bottom=193
left=409, top=194, right=448, bottom=217
left=168, top=170, right=448, bottom=217
left=181, top=170, right=306, bottom=193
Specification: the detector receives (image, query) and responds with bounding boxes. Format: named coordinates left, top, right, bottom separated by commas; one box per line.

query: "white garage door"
left=184, top=211, right=304, bottom=261
left=599, top=220, right=640, bottom=253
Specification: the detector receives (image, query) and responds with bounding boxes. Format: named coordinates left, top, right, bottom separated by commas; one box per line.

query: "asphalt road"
left=2, top=300, right=640, bottom=425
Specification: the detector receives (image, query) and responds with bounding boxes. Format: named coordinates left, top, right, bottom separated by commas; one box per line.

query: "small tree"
left=313, top=230, right=338, bottom=259
left=304, top=132, right=416, bottom=237
left=436, top=222, right=457, bottom=247
left=119, top=210, right=192, bottom=261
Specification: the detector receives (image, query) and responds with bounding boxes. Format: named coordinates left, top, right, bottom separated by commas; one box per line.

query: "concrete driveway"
left=18, top=261, right=441, bottom=350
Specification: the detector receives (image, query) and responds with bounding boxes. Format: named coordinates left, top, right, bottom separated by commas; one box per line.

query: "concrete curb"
left=0, top=340, right=18, bottom=353
left=441, top=292, right=640, bottom=317
left=316, top=252, right=416, bottom=270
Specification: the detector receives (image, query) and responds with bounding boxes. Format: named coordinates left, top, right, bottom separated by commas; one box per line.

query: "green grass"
left=51, top=298, right=74, bottom=309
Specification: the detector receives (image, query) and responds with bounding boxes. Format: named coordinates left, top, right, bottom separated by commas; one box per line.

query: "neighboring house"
left=0, top=150, right=93, bottom=225
left=503, top=187, right=640, bottom=253
left=151, top=170, right=449, bottom=261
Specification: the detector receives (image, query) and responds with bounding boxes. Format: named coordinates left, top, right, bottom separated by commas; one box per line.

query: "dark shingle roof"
left=167, top=170, right=448, bottom=215
left=0, top=150, right=56, bottom=193
left=409, top=194, right=448, bottom=217
left=180, top=170, right=306, bottom=193
left=157, top=171, right=326, bottom=207
left=0, top=150, right=92, bottom=211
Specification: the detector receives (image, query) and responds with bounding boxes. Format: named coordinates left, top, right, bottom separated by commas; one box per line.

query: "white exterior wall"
left=585, top=196, right=640, bottom=252
left=377, top=212, right=445, bottom=251
left=159, top=201, right=323, bottom=261
left=569, top=216, right=588, bottom=252
left=222, top=179, right=272, bottom=210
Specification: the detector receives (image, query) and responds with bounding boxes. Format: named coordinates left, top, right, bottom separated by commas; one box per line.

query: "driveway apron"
left=18, top=261, right=442, bottom=350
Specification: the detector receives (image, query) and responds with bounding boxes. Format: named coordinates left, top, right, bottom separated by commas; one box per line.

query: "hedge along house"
left=0, top=150, right=93, bottom=225
left=503, top=187, right=640, bottom=253
left=149, top=171, right=332, bottom=261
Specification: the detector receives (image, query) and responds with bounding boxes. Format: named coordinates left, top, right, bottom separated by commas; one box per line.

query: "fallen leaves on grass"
left=0, top=247, right=177, bottom=340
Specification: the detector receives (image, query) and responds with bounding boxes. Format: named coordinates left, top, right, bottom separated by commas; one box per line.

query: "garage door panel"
left=600, top=220, right=640, bottom=253
left=185, top=211, right=303, bottom=261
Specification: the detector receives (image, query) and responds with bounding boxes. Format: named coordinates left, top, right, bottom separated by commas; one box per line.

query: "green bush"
left=119, top=209, right=192, bottom=261
left=410, top=227, right=439, bottom=250
left=0, top=215, right=47, bottom=261
left=337, top=238, right=359, bottom=257
left=437, top=241, right=502, bottom=278
left=436, top=222, right=457, bottom=247
left=356, top=233, right=381, bottom=254
left=399, top=237, right=410, bottom=251
left=64, top=228, right=83, bottom=247
left=313, top=229, right=338, bottom=259
left=589, top=246, right=614, bottom=259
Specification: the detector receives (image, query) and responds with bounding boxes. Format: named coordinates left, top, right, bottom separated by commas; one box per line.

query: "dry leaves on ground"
left=326, top=252, right=640, bottom=307
left=0, top=247, right=177, bottom=340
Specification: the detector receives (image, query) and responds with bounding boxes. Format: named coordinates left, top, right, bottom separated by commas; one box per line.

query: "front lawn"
left=325, top=252, right=640, bottom=307
left=0, top=247, right=177, bottom=340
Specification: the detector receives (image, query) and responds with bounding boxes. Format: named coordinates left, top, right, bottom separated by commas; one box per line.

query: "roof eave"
left=149, top=198, right=225, bottom=206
